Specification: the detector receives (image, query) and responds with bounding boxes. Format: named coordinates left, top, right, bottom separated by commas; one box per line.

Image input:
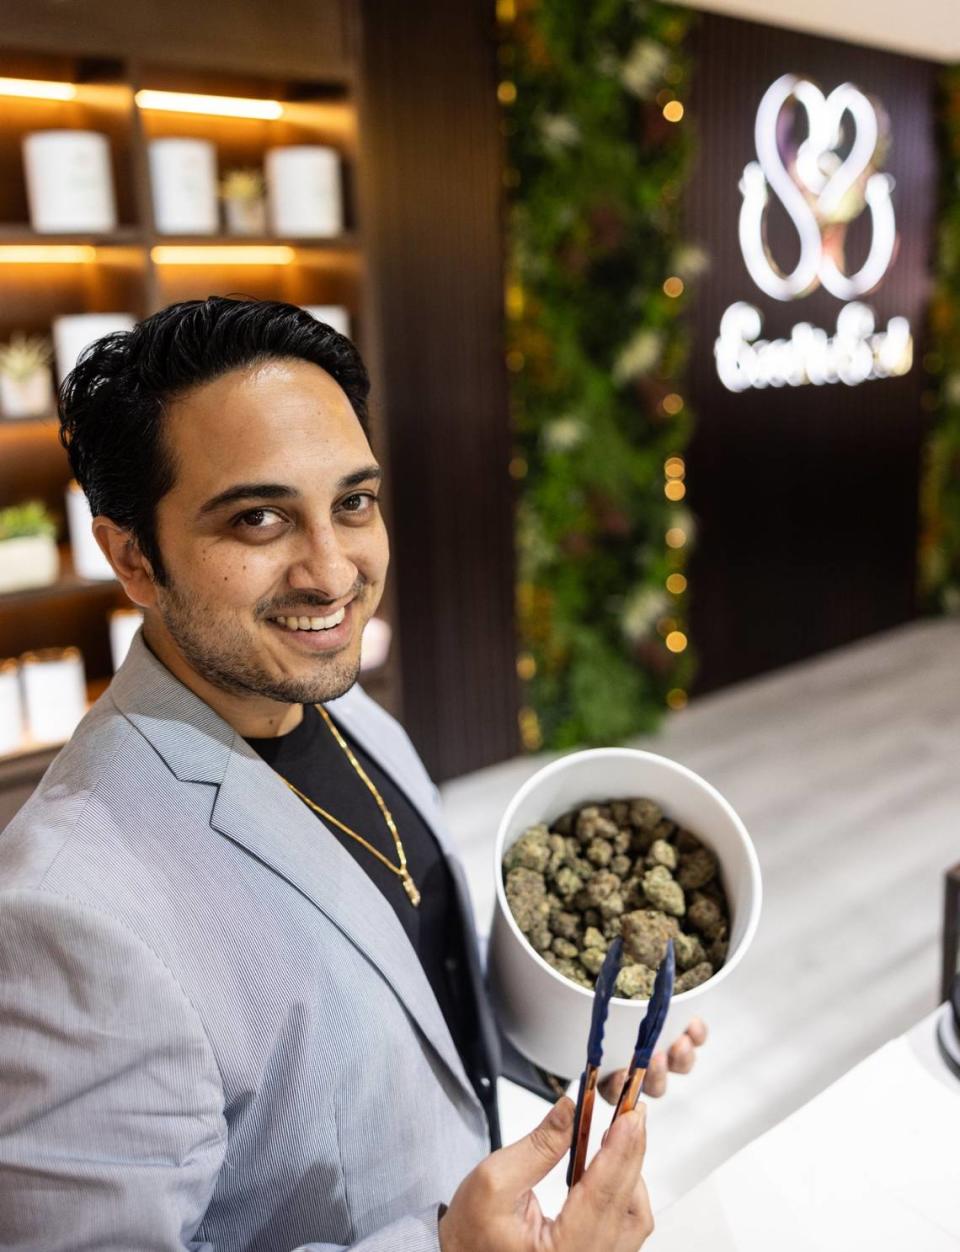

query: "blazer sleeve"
left=0, top=889, right=446, bottom=1252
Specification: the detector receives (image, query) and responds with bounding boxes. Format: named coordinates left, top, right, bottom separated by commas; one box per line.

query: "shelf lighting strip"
left=0, top=245, right=96, bottom=264
left=135, top=90, right=283, bottom=120
left=150, top=245, right=295, bottom=265
left=0, top=76, right=77, bottom=101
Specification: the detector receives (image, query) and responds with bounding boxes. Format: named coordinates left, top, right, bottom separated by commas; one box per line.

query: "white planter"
left=0, top=534, right=59, bottom=595
left=53, top=313, right=136, bottom=384
left=360, top=617, right=391, bottom=672
left=488, top=747, right=763, bottom=1079
left=0, top=369, right=53, bottom=419
left=303, top=305, right=351, bottom=338
left=20, top=647, right=87, bottom=743
left=65, top=481, right=115, bottom=580
left=0, top=661, right=24, bottom=754
left=223, top=196, right=267, bottom=236
left=149, top=138, right=218, bottom=235
left=266, top=146, right=343, bottom=237
left=22, top=130, right=117, bottom=233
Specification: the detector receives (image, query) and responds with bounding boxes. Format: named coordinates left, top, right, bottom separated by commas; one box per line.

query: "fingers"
left=685, top=1016, right=709, bottom=1046
left=645, top=1018, right=709, bottom=1098
left=560, top=1107, right=653, bottom=1249
left=667, top=1033, right=695, bottom=1075
left=489, top=1096, right=575, bottom=1191
left=641, top=1051, right=668, bottom=1097
left=598, top=1068, right=628, bottom=1105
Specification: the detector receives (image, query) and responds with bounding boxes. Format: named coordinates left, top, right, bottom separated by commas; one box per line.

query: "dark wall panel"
left=358, top=0, right=520, bottom=780
left=685, top=15, right=937, bottom=691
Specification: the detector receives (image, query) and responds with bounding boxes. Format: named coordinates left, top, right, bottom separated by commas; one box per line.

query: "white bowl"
left=488, top=747, right=762, bottom=1079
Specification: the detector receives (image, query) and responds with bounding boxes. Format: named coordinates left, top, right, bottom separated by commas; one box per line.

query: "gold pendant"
left=402, top=872, right=421, bottom=907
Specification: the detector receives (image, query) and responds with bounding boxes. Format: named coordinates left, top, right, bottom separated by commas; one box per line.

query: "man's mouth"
left=269, top=606, right=347, bottom=633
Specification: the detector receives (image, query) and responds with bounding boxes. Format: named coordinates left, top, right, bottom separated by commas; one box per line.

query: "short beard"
left=156, top=580, right=363, bottom=706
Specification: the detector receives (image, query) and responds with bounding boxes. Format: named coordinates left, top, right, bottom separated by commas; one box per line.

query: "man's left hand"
left=598, top=1017, right=708, bottom=1103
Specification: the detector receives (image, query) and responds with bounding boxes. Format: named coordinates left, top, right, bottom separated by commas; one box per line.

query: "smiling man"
left=0, top=298, right=704, bottom=1252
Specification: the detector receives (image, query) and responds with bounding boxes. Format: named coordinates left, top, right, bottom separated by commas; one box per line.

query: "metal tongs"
left=566, top=937, right=676, bottom=1188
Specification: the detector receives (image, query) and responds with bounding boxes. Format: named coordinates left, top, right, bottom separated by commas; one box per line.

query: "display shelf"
left=0, top=225, right=146, bottom=245
left=0, top=546, right=118, bottom=609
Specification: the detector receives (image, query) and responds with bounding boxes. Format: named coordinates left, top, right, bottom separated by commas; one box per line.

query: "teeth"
left=272, top=607, right=346, bottom=632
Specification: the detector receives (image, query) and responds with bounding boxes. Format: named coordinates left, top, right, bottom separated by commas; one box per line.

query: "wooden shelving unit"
left=0, top=43, right=398, bottom=787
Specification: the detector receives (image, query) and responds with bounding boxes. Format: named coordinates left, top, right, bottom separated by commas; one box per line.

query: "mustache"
left=257, top=577, right=367, bottom=617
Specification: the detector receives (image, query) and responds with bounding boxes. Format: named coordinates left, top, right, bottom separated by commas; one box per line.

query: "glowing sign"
left=717, top=74, right=913, bottom=392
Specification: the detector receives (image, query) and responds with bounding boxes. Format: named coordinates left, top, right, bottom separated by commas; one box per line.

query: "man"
left=0, top=298, right=705, bottom=1251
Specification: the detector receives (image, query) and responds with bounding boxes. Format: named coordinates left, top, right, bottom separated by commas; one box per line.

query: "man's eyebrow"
left=197, top=466, right=382, bottom=516
left=198, top=483, right=300, bottom=515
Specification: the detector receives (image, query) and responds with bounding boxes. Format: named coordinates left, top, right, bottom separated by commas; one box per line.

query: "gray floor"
left=440, top=617, right=960, bottom=1211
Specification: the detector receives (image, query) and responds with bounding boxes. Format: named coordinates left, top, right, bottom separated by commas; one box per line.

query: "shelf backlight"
left=135, top=90, right=283, bottom=120
left=0, top=245, right=96, bottom=263
left=151, top=245, right=295, bottom=265
left=0, top=76, right=77, bottom=102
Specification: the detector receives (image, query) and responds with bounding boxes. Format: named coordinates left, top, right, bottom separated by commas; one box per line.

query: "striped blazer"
left=0, top=634, right=500, bottom=1251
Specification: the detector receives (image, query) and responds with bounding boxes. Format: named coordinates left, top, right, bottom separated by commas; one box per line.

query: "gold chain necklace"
left=281, top=704, right=421, bottom=908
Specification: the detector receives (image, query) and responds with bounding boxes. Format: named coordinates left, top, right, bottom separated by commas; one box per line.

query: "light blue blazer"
left=0, top=634, right=500, bottom=1251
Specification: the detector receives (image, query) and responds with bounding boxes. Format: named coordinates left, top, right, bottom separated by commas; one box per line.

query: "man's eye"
left=234, top=508, right=286, bottom=530
left=340, top=493, right=378, bottom=514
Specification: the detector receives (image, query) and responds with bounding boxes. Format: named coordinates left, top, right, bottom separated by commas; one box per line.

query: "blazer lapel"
left=110, top=635, right=482, bottom=1113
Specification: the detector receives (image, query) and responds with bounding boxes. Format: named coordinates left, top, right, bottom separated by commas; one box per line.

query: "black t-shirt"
left=245, top=703, right=492, bottom=1120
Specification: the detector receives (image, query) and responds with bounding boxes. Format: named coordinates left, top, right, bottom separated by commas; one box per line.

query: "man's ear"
left=92, top=518, right=160, bottom=610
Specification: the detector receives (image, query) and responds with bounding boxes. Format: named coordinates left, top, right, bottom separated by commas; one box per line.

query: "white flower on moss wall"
left=620, top=39, right=670, bottom=99
left=672, top=245, right=710, bottom=281
left=539, top=113, right=581, bottom=154
left=542, top=414, right=586, bottom=452
left=612, top=328, right=663, bottom=383
left=621, top=585, right=670, bottom=643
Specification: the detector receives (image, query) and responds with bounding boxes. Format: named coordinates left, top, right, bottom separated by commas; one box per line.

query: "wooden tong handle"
left=612, top=1065, right=646, bottom=1121
left=566, top=1067, right=598, bottom=1187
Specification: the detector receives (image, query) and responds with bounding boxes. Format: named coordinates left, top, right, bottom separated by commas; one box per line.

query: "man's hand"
left=598, top=1017, right=708, bottom=1105
left=438, top=1096, right=652, bottom=1252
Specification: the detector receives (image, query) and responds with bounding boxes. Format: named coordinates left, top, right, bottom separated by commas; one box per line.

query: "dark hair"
left=59, top=296, right=370, bottom=584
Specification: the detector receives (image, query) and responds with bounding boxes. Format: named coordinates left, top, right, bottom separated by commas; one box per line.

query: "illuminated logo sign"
left=716, top=73, right=913, bottom=392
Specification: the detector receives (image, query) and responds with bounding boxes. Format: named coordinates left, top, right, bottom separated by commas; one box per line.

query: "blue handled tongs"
left=566, top=937, right=676, bottom=1188
left=566, top=936, right=623, bottom=1187
left=612, top=939, right=676, bottom=1122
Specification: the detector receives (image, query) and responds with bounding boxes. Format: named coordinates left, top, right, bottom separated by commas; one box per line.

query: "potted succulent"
left=0, top=333, right=54, bottom=419
left=0, top=500, right=59, bottom=594
left=219, top=167, right=267, bottom=236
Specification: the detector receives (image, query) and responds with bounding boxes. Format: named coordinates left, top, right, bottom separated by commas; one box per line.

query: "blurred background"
left=0, top=0, right=958, bottom=1222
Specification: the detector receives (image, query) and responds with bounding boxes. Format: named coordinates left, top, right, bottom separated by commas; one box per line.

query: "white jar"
left=302, top=305, right=351, bottom=338
left=20, top=647, right=87, bottom=744
left=0, top=659, right=24, bottom=754
left=266, top=146, right=343, bottom=237
left=66, top=481, right=115, bottom=581
left=53, top=313, right=136, bottom=384
left=109, top=608, right=143, bottom=671
left=22, top=130, right=117, bottom=233
left=0, top=535, right=59, bottom=595
left=0, top=369, right=53, bottom=419
left=148, top=138, right=218, bottom=235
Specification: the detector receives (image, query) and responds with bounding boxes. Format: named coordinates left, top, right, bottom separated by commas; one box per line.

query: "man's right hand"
left=438, top=1096, right=653, bottom=1252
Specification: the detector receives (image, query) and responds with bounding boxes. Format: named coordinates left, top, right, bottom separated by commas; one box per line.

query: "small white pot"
left=266, top=146, right=343, bottom=237
left=149, top=138, right=218, bottom=235
left=489, top=747, right=763, bottom=1079
left=0, top=370, right=53, bottom=419
left=66, top=481, right=115, bottom=580
left=303, top=305, right=351, bottom=338
left=22, top=130, right=117, bottom=233
left=53, top=313, right=136, bottom=385
left=0, top=534, right=59, bottom=594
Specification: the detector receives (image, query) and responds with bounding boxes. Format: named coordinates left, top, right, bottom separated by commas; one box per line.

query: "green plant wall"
left=500, top=0, right=701, bottom=750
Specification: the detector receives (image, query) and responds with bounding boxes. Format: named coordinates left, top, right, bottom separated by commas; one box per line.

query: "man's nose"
left=286, top=526, right=358, bottom=600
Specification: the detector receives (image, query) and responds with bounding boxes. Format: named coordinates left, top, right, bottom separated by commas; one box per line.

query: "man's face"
left=149, top=357, right=388, bottom=705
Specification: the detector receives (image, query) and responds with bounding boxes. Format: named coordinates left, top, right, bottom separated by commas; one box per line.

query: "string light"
left=664, top=456, right=685, bottom=479
left=498, top=81, right=518, bottom=106
left=665, top=630, right=688, bottom=653
left=666, top=688, right=688, bottom=710
left=516, top=653, right=537, bottom=680
left=666, top=573, right=687, bottom=595
left=497, top=0, right=517, bottom=22
left=508, top=456, right=528, bottom=479
left=505, top=284, right=525, bottom=318
left=664, top=480, right=686, bottom=501
left=663, top=101, right=685, bottom=123
left=518, top=706, right=543, bottom=751
left=662, top=393, right=684, bottom=415
left=665, top=527, right=686, bottom=549
left=663, top=276, right=685, bottom=298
